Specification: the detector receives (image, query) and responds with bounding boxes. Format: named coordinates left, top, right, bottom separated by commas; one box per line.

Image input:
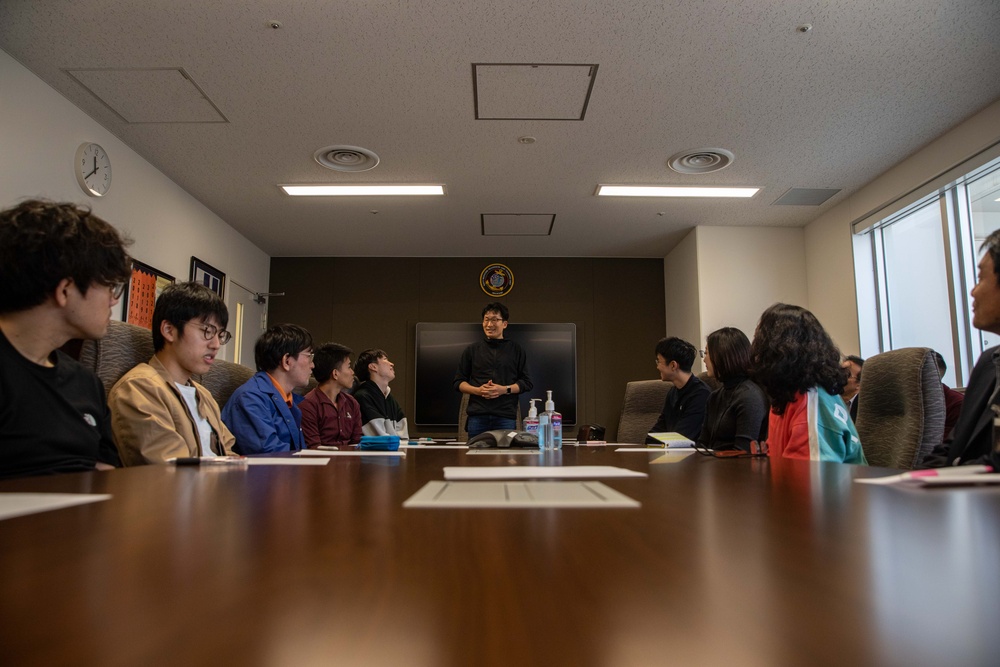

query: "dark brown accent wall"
left=268, top=257, right=665, bottom=440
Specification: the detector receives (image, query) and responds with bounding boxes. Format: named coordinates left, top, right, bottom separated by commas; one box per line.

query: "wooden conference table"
left=0, top=446, right=997, bottom=667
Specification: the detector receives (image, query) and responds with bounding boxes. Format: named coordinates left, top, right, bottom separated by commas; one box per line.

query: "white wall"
left=663, top=229, right=701, bottom=347
left=805, top=98, right=1000, bottom=356
left=0, top=49, right=270, bottom=360
left=695, top=226, right=807, bottom=343
left=663, top=225, right=807, bottom=374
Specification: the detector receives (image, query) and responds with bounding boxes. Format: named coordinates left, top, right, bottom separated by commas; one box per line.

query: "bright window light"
left=282, top=185, right=445, bottom=196
left=596, top=185, right=759, bottom=198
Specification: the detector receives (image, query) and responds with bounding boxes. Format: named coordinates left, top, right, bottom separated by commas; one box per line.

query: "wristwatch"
left=506, top=385, right=512, bottom=394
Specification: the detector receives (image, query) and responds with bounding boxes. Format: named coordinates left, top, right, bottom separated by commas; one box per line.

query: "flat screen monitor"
left=414, top=322, right=577, bottom=427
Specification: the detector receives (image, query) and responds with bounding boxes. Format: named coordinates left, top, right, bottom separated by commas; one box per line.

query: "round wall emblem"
left=480, top=263, right=514, bottom=297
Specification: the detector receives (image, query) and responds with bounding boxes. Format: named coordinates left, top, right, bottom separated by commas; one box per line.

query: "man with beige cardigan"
left=109, top=282, right=236, bottom=464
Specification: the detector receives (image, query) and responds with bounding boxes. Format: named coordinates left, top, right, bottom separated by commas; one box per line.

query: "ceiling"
left=2, top=0, right=999, bottom=258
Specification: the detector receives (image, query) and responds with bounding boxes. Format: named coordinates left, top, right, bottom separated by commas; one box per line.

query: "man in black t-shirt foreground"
left=0, top=200, right=131, bottom=478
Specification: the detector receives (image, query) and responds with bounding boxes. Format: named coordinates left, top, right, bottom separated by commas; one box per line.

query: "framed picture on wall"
left=190, top=257, right=225, bottom=299
left=122, top=259, right=175, bottom=330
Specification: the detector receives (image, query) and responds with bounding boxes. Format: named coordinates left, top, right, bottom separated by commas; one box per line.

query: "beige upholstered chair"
left=698, top=371, right=721, bottom=392
left=855, top=347, right=946, bottom=469
left=78, top=320, right=154, bottom=397
left=79, top=319, right=254, bottom=409
left=457, top=393, right=522, bottom=442
left=616, top=379, right=672, bottom=444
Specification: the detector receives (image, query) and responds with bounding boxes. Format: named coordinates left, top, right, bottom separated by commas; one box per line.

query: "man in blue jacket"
left=223, top=324, right=314, bottom=454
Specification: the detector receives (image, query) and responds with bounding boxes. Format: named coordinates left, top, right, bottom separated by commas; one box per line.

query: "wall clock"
left=75, top=142, right=112, bottom=197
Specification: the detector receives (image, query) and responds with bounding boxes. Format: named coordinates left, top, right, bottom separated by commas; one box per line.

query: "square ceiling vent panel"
left=65, top=68, right=228, bottom=123
left=771, top=188, right=841, bottom=206
left=482, top=214, right=555, bottom=236
left=473, top=64, right=598, bottom=120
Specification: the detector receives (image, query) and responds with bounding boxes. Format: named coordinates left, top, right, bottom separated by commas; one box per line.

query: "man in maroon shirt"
left=299, top=342, right=362, bottom=448
left=932, top=350, right=965, bottom=440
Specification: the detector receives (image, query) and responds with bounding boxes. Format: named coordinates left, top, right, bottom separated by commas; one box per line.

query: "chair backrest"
left=457, top=393, right=522, bottom=441
left=79, top=319, right=255, bottom=409
left=193, top=361, right=255, bottom=409
left=855, top=347, right=946, bottom=469
left=79, top=320, right=155, bottom=397
left=698, top=371, right=721, bottom=393
left=616, top=379, right=671, bottom=444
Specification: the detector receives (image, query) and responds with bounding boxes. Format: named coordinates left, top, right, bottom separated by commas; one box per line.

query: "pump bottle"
left=541, top=390, right=562, bottom=450
left=524, top=399, right=540, bottom=436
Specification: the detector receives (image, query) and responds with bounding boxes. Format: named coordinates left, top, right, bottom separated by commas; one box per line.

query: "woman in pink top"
left=749, top=304, right=866, bottom=464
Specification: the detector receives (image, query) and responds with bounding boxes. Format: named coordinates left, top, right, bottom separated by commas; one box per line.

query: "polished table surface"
left=1, top=447, right=997, bottom=667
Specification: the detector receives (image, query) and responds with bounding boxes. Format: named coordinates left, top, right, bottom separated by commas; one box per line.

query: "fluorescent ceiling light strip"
left=597, top=185, right=759, bottom=198
left=282, top=185, right=445, bottom=196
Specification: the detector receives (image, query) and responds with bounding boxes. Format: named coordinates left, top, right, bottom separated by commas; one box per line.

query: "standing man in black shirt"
left=454, top=302, right=533, bottom=438
left=648, top=337, right=711, bottom=442
left=0, top=200, right=131, bottom=478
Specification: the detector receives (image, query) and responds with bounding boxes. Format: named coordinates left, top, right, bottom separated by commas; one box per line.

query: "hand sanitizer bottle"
left=543, top=390, right=562, bottom=450
left=538, top=409, right=551, bottom=450
left=524, top=399, right=540, bottom=436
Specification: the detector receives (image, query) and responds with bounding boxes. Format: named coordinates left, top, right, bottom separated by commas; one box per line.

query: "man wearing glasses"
left=0, top=200, right=130, bottom=478
left=454, top=302, right=532, bottom=438
left=223, top=323, right=314, bottom=453
left=109, top=282, right=236, bottom=464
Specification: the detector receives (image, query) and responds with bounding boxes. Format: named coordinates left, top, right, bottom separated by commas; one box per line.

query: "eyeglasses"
left=183, top=321, right=232, bottom=345
left=297, top=351, right=315, bottom=361
left=698, top=349, right=706, bottom=359
left=483, top=317, right=504, bottom=324
left=107, top=281, right=126, bottom=299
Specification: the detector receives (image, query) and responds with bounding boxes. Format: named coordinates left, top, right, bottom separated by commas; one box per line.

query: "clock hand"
left=85, top=166, right=99, bottom=178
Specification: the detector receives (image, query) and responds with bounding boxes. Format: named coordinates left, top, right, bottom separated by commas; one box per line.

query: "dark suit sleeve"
left=515, top=345, right=533, bottom=393
left=453, top=346, right=473, bottom=391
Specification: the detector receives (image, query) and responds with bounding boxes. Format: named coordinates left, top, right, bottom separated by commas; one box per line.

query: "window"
left=854, top=153, right=1000, bottom=388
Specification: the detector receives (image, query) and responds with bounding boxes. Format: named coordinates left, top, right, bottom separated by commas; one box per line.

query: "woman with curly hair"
left=698, top=327, right=768, bottom=452
left=750, top=304, right=866, bottom=463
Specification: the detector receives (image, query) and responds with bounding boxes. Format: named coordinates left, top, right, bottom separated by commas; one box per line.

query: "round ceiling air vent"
left=667, top=148, right=734, bottom=174
left=314, top=145, right=380, bottom=172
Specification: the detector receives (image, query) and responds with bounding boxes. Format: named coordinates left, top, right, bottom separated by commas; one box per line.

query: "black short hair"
left=706, top=327, right=752, bottom=382
left=655, top=337, right=697, bottom=373
left=750, top=303, right=846, bottom=415
left=482, top=302, right=509, bottom=321
left=982, top=229, right=1000, bottom=285
left=152, top=282, right=229, bottom=352
left=353, top=348, right=387, bottom=383
left=844, top=354, right=865, bottom=382
left=0, top=200, right=131, bottom=315
left=254, top=324, right=313, bottom=373
left=313, top=342, right=353, bottom=383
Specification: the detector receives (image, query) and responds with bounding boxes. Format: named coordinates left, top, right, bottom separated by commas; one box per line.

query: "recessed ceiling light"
left=281, top=185, right=445, bottom=196
left=995, top=196, right=1000, bottom=202
left=596, top=185, right=759, bottom=198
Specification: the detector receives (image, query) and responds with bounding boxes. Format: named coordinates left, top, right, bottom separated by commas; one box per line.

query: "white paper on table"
left=403, top=481, right=640, bottom=508
left=0, top=493, right=111, bottom=521
left=293, top=450, right=405, bottom=457
left=444, top=465, right=646, bottom=480
left=245, top=457, right=330, bottom=465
